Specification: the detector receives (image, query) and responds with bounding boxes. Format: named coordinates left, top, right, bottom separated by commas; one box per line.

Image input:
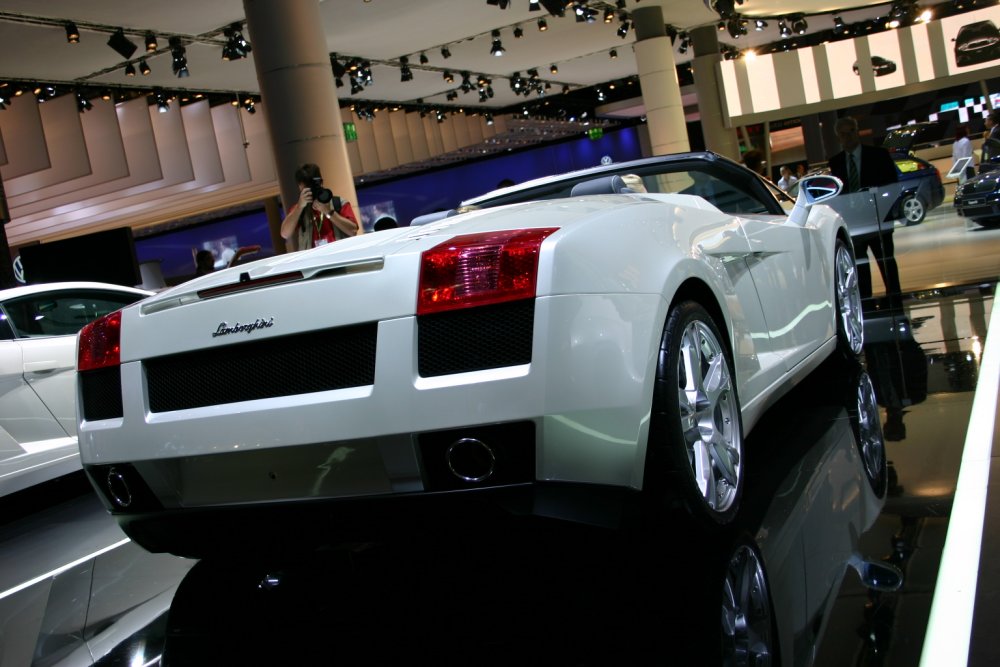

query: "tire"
left=835, top=239, right=864, bottom=356
left=901, top=195, right=925, bottom=225
left=647, top=301, right=743, bottom=525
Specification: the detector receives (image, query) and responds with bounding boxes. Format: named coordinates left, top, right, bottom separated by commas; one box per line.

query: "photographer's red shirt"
left=310, top=202, right=357, bottom=246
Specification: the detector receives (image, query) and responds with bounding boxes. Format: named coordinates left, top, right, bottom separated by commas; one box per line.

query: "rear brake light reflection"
left=417, top=228, right=558, bottom=315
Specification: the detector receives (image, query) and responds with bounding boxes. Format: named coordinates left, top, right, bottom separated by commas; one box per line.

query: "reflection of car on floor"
left=953, top=169, right=1000, bottom=227
left=77, top=154, right=864, bottom=558
left=954, top=20, right=1000, bottom=67
left=853, top=55, right=897, bottom=76
left=0, top=282, right=151, bottom=496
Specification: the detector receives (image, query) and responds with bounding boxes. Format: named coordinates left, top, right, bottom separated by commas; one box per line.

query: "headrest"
left=570, top=175, right=634, bottom=196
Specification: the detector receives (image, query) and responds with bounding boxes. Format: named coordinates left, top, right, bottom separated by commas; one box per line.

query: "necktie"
left=847, top=153, right=860, bottom=193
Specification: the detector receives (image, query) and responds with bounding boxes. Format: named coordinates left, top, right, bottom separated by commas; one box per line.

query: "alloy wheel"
left=676, top=319, right=741, bottom=514
left=902, top=196, right=925, bottom=225
left=835, top=242, right=864, bottom=355
left=721, top=544, right=773, bottom=667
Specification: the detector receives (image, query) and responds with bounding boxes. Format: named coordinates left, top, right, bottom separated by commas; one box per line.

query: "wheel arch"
left=667, top=277, right=734, bottom=369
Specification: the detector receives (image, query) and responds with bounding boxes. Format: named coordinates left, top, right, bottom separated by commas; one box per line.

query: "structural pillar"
left=632, top=6, right=689, bottom=155
left=800, top=115, right=826, bottom=167
left=689, top=25, right=740, bottom=161
left=243, top=0, right=359, bottom=252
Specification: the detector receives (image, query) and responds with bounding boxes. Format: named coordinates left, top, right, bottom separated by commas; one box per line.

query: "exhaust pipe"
left=106, top=467, right=133, bottom=508
left=446, top=438, right=497, bottom=483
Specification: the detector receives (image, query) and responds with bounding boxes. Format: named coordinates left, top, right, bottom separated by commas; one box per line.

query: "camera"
left=309, top=177, right=341, bottom=212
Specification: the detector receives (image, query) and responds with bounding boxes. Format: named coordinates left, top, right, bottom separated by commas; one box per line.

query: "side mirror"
left=788, top=174, right=843, bottom=225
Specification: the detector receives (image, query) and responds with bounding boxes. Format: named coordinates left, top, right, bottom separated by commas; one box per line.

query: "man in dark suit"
left=828, top=116, right=901, bottom=302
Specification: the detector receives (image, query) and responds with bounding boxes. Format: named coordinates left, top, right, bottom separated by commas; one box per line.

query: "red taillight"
left=417, top=228, right=558, bottom=315
left=78, top=310, right=123, bottom=372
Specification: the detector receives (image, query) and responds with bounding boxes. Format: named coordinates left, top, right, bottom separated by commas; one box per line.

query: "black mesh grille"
left=80, top=367, right=124, bottom=420
left=145, top=323, right=377, bottom=412
left=418, top=299, right=533, bottom=377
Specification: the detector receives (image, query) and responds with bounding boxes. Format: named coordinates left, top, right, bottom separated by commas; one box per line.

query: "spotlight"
left=485, top=112, right=494, bottom=125
left=597, top=88, right=606, bottom=102
left=145, top=31, right=157, bottom=52
left=75, top=91, right=92, bottom=112
left=754, top=18, right=767, bottom=31
left=718, top=21, right=726, bottom=31
left=350, top=77, right=363, bottom=95
left=441, top=45, right=451, bottom=59
left=727, top=16, right=746, bottom=38
left=550, top=63, right=558, bottom=74
left=107, top=28, right=138, bottom=59
left=490, top=30, right=505, bottom=56
left=419, top=52, right=429, bottom=64
left=125, top=61, right=136, bottom=76
left=242, top=98, right=256, bottom=114
left=443, top=70, right=454, bottom=83
left=617, top=21, right=630, bottom=38
left=609, top=49, right=617, bottom=59
left=778, top=19, right=791, bottom=37
left=604, top=9, right=615, bottom=23
left=65, top=22, right=80, bottom=44
left=833, top=16, right=845, bottom=34
left=399, top=55, right=413, bottom=82
left=514, top=25, right=524, bottom=38
left=153, top=89, right=170, bottom=113
left=791, top=15, right=808, bottom=34
left=222, top=24, right=251, bottom=60
left=170, top=36, right=189, bottom=77
left=529, top=0, right=540, bottom=9
left=617, top=0, right=626, bottom=7
left=538, top=18, right=548, bottom=31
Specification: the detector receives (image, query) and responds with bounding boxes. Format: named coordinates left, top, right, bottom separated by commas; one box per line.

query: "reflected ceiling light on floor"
left=490, top=30, right=505, bottom=56
left=108, top=28, right=138, bottom=59
left=537, top=17, right=548, bottom=31
left=139, top=58, right=151, bottom=75
left=124, top=61, right=136, bottom=76
left=169, top=37, right=189, bottom=77
left=65, top=22, right=80, bottom=44
left=145, top=31, right=157, bottom=52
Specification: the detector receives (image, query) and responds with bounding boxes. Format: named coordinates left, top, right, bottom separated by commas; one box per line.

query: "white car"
left=0, top=282, right=151, bottom=496
left=75, top=153, right=863, bottom=557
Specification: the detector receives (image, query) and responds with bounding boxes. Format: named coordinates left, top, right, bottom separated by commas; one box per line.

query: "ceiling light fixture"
left=145, top=31, right=157, bottom=52
left=791, top=15, right=808, bottom=34
left=107, top=28, right=138, bottom=59
left=222, top=24, right=252, bottom=60
left=124, top=61, right=136, bottom=76
left=441, top=45, right=451, bottom=59
left=490, top=30, right=505, bottom=56
left=778, top=19, right=791, bottom=38
left=538, top=17, right=548, bottom=31
left=443, top=70, right=454, bottom=83
left=604, top=9, right=615, bottom=23
left=169, top=36, right=189, bottom=77
left=399, top=55, right=413, bottom=82
left=550, top=63, right=558, bottom=74
left=513, top=25, right=524, bottom=38
left=65, top=22, right=80, bottom=44
left=754, top=18, right=767, bottom=31
left=617, top=19, right=630, bottom=38
left=75, top=91, right=92, bottom=112
left=139, top=58, right=151, bottom=75
left=609, top=49, right=618, bottom=59
left=419, top=52, right=428, bottom=64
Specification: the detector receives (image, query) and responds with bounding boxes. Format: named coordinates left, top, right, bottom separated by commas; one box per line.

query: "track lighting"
left=65, top=22, right=79, bottom=44
left=529, top=0, right=540, bottom=10
left=242, top=98, right=256, bottom=114
left=778, top=19, right=791, bottom=37
left=604, top=9, right=615, bottom=23
left=153, top=89, right=170, bottom=113
left=754, top=19, right=767, bottom=30
left=617, top=20, right=630, bottom=38
left=538, top=18, right=548, bottom=31
left=550, top=63, right=558, bottom=74
left=609, top=49, right=617, bottom=59
left=139, top=58, right=151, bottom=75
left=441, top=45, right=451, bottom=59
left=75, top=91, right=92, bottom=112
left=399, top=55, right=413, bottom=82
left=443, top=70, right=454, bottom=84
left=490, top=30, right=505, bottom=56
left=107, top=28, right=138, bottom=59
left=222, top=24, right=251, bottom=60
left=145, top=32, right=157, bottom=52
left=419, top=52, right=428, bottom=64
left=125, top=61, right=136, bottom=76
left=169, top=37, right=189, bottom=77
left=791, top=15, right=808, bottom=34
left=485, top=112, right=494, bottom=125
left=513, top=25, right=524, bottom=38
left=833, top=16, right=846, bottom=34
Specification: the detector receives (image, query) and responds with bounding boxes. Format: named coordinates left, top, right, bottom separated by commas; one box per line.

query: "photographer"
left=280, top=163, right=359, bottom=251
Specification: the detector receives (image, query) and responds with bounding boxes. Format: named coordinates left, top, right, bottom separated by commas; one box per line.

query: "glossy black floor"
left=0, top=280, right=992, bottom=666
